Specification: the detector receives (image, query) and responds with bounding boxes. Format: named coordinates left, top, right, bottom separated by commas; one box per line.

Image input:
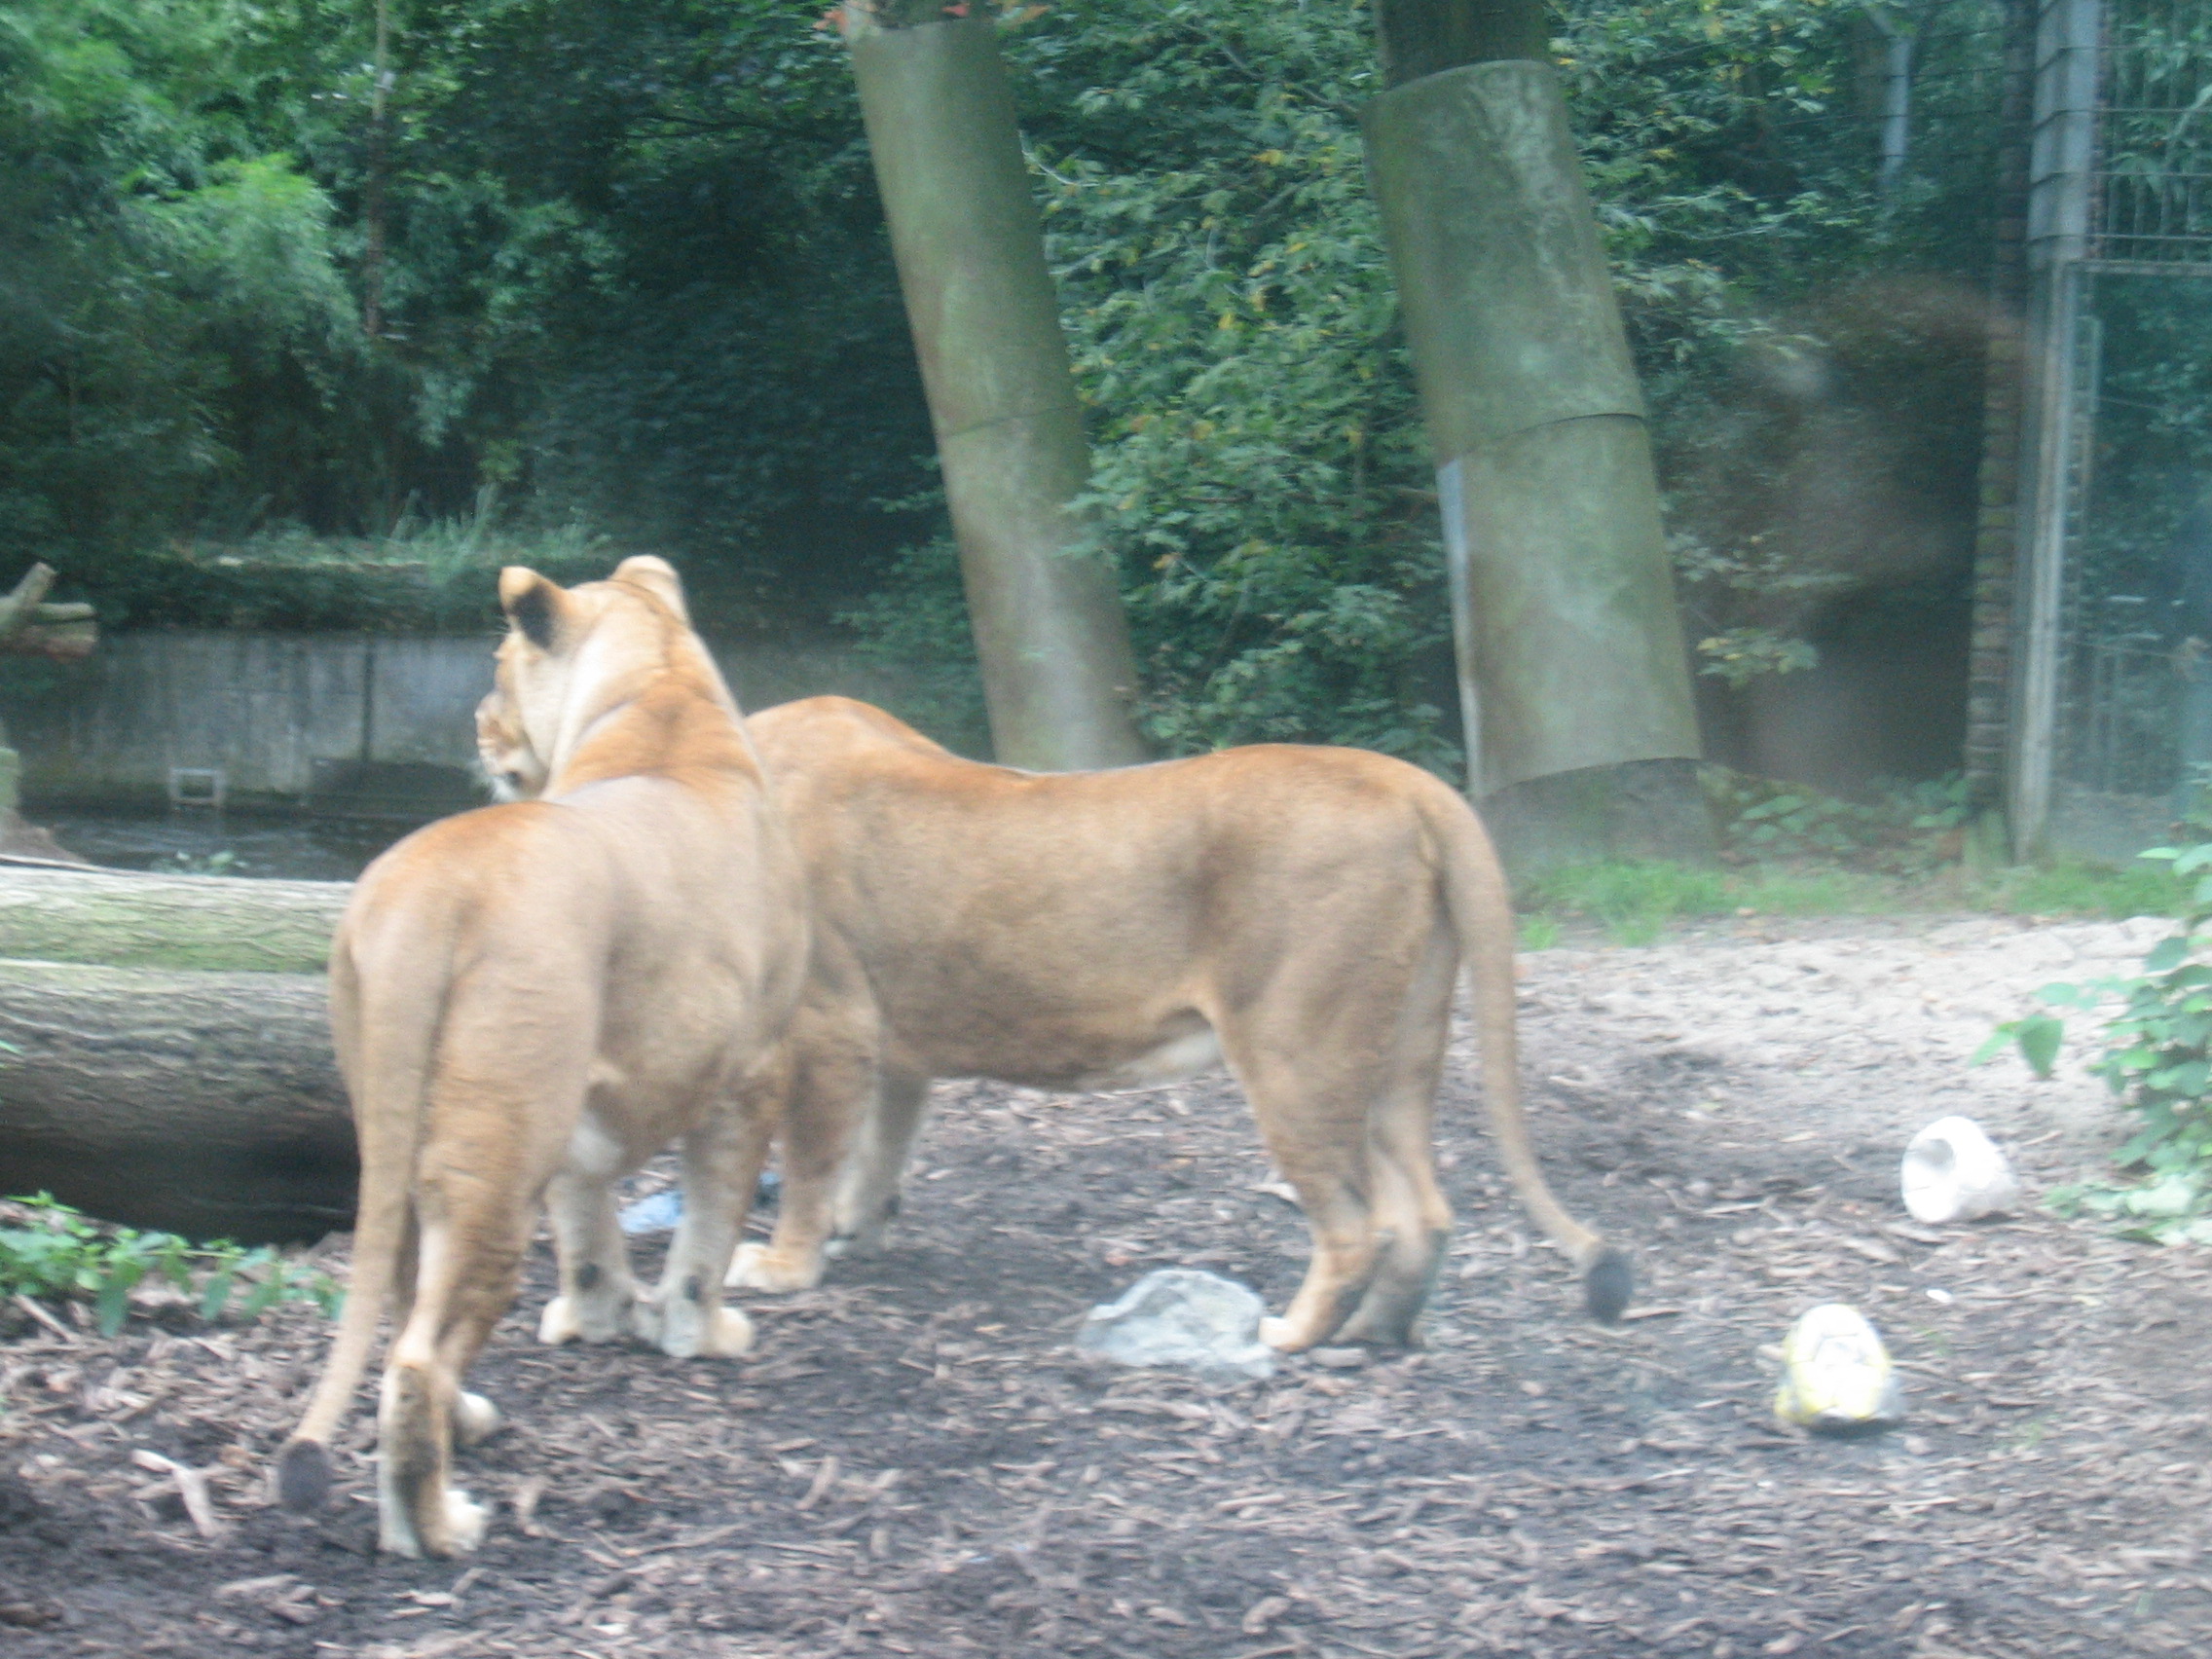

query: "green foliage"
left=1971, top=1009, right=2066, bottom=1081
left=835, top=535, right=992, bottom=758
left=1013, top=0, right=1457, bottom=764
left=4, top=0, right=2021, bottom=759
left=0, top=1195, right=337, bottom=1337
left=1989, top=838, right=2212, bottom=1244
left=1709, top=768, right=1970, bottom=874
left=0, top=0, right=370, bottom=585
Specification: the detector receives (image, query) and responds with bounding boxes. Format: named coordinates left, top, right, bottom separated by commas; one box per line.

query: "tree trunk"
left=843, top=3, right=1149, bottom=770
left=0, top=960, right=353, bottom=1243
left=1362, top=0, right=1714, bottom=870
left=0, top=865, right=348, bottom=974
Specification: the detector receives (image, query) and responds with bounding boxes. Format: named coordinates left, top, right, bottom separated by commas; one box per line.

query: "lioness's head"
left=480, top=556, right=700, bottom=798
left=474, top=689, right=542, bottom=801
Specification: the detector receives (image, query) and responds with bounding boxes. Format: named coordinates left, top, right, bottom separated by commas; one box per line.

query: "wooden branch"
left=0, top=563, right=55, bottom=634
left=0, top=563, right=97, bottom=657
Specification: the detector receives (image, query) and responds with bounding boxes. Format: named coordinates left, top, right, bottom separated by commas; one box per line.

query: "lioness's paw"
left=1258, top=1315, right=1310, bottom=1352
left=539, top=1288, right=636, bottom=1346
left=454, top=1392, right=502, bottom=1448
left=536, top=1296, right=582, bottom=1346
left=658, top=1301, right=756, bottom=1360
left=378, top=1514, right=424, bottom=1559
left=438, top=1489, right=488, bottom=1556
left=725, top=1242, right=824, bottom=1293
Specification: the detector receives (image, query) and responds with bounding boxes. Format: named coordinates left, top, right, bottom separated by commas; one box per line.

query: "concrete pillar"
left=1363, top=6, right=1712, bottom=867
left=845, top=5, right=1147, bottom=769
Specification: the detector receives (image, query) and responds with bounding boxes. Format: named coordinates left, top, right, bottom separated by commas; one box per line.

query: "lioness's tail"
left=1430, top=792, right=1633, bottom=1322
left=275, top=927, right=443, bottom=1509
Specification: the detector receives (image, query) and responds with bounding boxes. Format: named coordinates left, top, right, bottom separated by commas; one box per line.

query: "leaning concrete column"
left=844, top=3, right=1147, bottom=769
left=1363, top=1, right=1712, bottom=866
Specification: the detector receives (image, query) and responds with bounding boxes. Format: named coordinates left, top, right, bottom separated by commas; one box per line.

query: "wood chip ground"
left=4, top=914, right=2208, bottom=1656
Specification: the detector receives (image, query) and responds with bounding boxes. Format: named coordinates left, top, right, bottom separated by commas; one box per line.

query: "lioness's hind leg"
left=379, top=1188, right=532, bottom=1558
left=1336, top=973, right=1456, bottom=1347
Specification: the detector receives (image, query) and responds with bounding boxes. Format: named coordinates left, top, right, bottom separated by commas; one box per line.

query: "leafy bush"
left=0, top=1196, right=338, bottom=1337
left=1708, top=769, right=1970, bottom=874
left=1984, top=841, right=2212, bottom=1244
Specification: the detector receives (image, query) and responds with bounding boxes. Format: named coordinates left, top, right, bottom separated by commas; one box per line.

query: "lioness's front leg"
left=643, top=1096, right=777, bottom=1358
left=537, top=1165, right=639, bottom=1346
left=826, top=1067, right=930, bottom=1258
left=728, top=1028, right=876, bottom=1294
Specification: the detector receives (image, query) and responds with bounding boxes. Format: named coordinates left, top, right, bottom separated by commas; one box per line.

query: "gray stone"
left=1074, top=1269, right=1277, bottom=1386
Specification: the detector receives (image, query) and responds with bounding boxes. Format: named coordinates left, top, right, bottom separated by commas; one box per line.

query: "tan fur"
left=276, top=558, right=806, bottom=1558
left=726, top=697, right=1628, bottom=1351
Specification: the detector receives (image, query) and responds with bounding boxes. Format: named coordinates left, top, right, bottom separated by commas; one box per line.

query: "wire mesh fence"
left=2093, top=0, right=2212, bottom=270
left=2045, top=0, right=2212, bottom=852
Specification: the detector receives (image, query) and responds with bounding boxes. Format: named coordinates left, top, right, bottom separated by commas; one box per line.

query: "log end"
left=276, top=1438, right=333, bottom=1512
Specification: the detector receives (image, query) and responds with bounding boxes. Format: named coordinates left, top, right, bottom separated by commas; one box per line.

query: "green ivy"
left=0, top=1195, right=339, bottom=1338
left=1985, top=840, right=2212, bottom=1244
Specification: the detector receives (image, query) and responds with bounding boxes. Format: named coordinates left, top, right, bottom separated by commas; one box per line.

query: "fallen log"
left=0, top=863, right=347, bottom=973
left=0, top=958, right=354, bottom=1242
left=0, top=863, right=357, bottom=1240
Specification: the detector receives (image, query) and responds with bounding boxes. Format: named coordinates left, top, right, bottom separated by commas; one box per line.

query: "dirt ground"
left=5, top=912, right=2211, bottom=1658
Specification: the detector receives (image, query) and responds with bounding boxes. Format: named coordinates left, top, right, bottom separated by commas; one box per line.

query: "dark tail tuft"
left=1583, top=1246, right=1634, bottom=1324
left=276, top=1438, right=333, bottom=1512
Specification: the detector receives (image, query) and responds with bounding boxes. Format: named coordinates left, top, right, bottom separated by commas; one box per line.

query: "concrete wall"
left=0, top=630, right=912, bottom=808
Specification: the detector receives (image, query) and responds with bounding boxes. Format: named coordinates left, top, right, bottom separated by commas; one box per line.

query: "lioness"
left=276, top=558, right=806, bottom=1558
left=718, top=697, right=1629, bottom=1350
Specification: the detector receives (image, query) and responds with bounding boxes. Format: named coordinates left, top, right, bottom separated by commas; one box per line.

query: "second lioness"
left=724, top=696, right=1629, bottom=1349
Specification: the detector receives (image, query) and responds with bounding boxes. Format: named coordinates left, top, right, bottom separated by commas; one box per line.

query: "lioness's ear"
left=498, top=567, right=568, bottom=651
left=612, top=555, right=688, bottom=622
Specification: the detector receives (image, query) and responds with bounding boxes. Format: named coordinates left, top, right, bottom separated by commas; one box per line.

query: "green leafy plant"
left=1707, top=769, right=1972, bottom=876
left=0, top=1195, right=338, bottom=1337
left=1982, top=839, right=2212, bottom=1244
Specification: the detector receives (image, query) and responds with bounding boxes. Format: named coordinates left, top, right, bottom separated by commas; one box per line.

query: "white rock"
left=1901, top=1115, right=2019, bottom=1224
left=1075, top=1269, right=1277, bottom=1386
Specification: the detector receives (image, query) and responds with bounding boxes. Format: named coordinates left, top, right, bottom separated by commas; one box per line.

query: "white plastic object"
left=1900, top=1115, right=2019, bottom=1224
left=1773, top=1303, right=1904, bottom=1434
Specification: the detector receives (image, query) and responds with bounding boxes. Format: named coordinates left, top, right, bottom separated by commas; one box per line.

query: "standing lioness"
left=276, top=558, right=805, bottom=1558
left=722, top=697, right=1629, bottom=1350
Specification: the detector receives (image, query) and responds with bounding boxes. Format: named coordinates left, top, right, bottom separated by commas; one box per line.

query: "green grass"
left=1515, top=859, right=1887, bottom=946
left=1512, top=855, right=2178, bottom=949
left=1969, top=859, right=2190, bottom=921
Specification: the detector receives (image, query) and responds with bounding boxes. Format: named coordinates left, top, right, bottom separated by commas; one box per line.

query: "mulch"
left=4, top=917, right=2209, bottom=1657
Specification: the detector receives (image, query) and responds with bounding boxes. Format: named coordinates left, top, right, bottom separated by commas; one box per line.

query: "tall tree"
left=839, top=0, right=1146, bottom=769
left=1364, top=0, right=1714, bottom=866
